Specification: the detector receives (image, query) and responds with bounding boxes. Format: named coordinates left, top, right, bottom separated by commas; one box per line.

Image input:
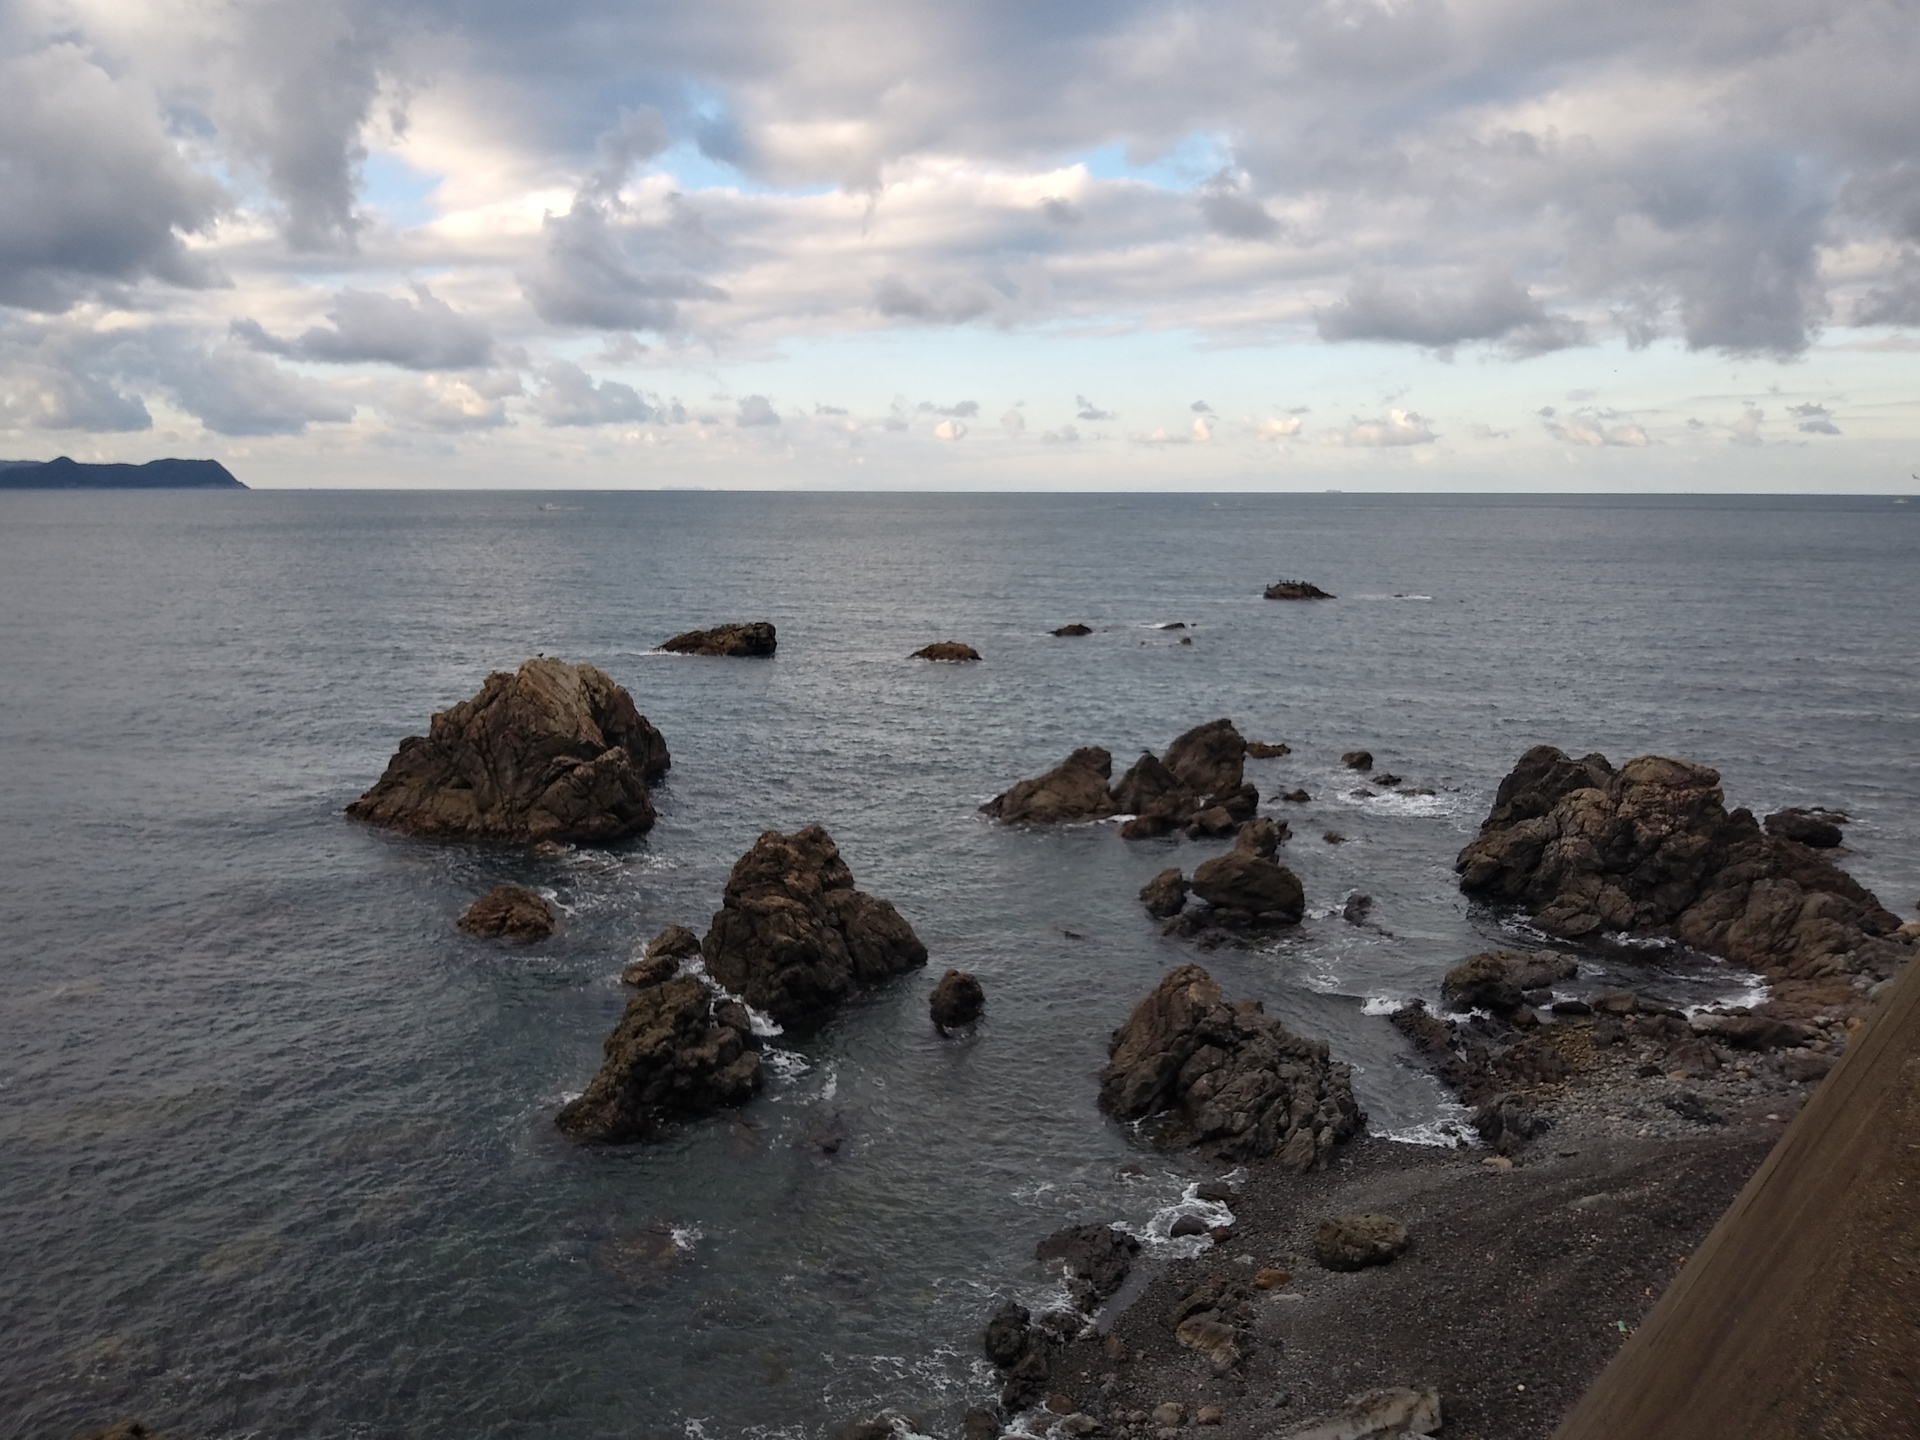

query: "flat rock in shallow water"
left=658, top=621, right=776, bottom=656
left=911, top=641, right=980, bottom=661
left=702, top=824, right=927, bottom=1030
left=456, top=884, right=555, bottom=940
left=1099, top=964, right=1362, bottom=1165
left=348, top=658, right=668, bottom=843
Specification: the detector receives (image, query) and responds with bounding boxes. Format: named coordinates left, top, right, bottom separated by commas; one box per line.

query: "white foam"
left=762, top=1049, right=812, bottom=1081
left=670, top=1225, right=702, bottom=1251
left=678, top=956, right=786, bottom=1037
left=1361, top=995, right=1404, bottom=1016
left=1374, top=1104, right=1477, bottom=1149
left=1685, top=974, right=1771, bottom=1017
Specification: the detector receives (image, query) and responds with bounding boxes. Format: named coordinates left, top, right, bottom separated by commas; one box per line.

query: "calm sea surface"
left=2, top=492, right=1915, bottom=1440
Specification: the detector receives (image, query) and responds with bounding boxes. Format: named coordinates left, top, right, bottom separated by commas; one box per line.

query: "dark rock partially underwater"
left=658, top=621, right=776, bottom=656
left=1099, top=964, right=1362, bottom=1166
left=702, top=824, right=927, bottom=1030
left=983, top=720, right=1261, bottom=840
left=982, top=747, right=1121, bottom=824
left=1456, top=745, right=1909, bottom=1015
left=348, top=658, right=669, bottom=843
left=457, top=884, right=556, bottom=940
left=930, top=969, right=985, bottom=1030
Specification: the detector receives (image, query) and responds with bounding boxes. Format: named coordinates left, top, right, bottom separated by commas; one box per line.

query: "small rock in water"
left=658, top=621, right=776, bottom=657
left=1170, top=1214, right=1209, bottom=1238
left=929, top=969, right=986, bottom=1030
left=1341, top=750, right=1373, bottom=771
left=1762, top=806, right=1845, bottom=848
left=1341, top=893, right=1373, bottom=925
left=457, top=884, right=556, bottom=941
left=1263, top=580, right=1335, bottom=600
left=1372, top=773, right=1402, bottom=787
left=1141, top=868, right=1191, bottom=919
left=911, top=641, right=981, bottom=662
left=1281, top=788, right=1311, bottom=803
left=1053, top=623, right=1094, bottom=637
left=1193, top=1180, right=1237, bottom=1203
left=1322, top=831, right=1347, bottom=845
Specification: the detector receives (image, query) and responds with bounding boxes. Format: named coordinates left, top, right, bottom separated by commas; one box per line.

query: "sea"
left=2, top=491, right=1915, bottom=1440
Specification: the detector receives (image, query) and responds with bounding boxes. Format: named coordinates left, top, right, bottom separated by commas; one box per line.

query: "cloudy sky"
left=3, top=0, right=1918, bottom=490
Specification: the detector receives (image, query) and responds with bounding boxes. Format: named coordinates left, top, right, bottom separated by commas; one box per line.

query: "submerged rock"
left=984, top=747, right=1121, bottom=824
left=457, top=884, right=556, bottom=940
left=930, top=969, right=985, bottom=1029
left=1053, top=623, right=1093, bottom=637
left=1099, top=964, right=1363, bottom=1165
left=348, top=658, right=668, bottom=843
left=659, top=621, right=776, bottom=657
left=1264, top=580, right=1335, bottom=600
left=702, top=824, right=927, bottom=1030
left=555, top=975, right=762, bottom=1142
left=911, top=641, right=980, bottom=662
left=1457, top=746, right=1909, bottom=1007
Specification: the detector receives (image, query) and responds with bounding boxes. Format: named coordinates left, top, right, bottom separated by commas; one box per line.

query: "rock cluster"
left=912, top=641, right=980, bottom=662
left=1148, top=820, right=1304, bottom=937
left=659, top=621, right=776, bottom=657
left=1099, top=964, right=1363, bottom=1165
left=1165, top=1273, right=1255, bottom=1374
left=348, top=658, right=669, bottom=843
left=621, top=923, right=700, bottom=985
left=1264, top=580, right=1334, bottom=600
left=982, top=720, right=1262, bottom=839
left=702, top=824, right=927, bottom=1030
left=457, top=884, right=556, bottom=940
left=555, top=973, right=762, bottom=1142
left=1456, top=746, right=1909, bottom=1013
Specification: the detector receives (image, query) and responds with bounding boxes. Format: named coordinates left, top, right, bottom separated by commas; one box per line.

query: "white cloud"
left=932, top=418, right=966, bottom=440
left=1322, top=409, right=1437, bottom=447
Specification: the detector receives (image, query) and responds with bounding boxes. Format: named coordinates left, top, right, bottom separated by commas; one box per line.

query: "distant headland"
left=0, top=457, right=244, bottom=490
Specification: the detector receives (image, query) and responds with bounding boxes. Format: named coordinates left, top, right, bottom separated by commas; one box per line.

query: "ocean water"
left=1, top=491, right=1915, bottom=1440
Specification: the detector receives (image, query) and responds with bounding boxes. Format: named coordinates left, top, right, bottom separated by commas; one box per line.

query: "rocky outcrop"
left=1764, top=807, right=1845, bottom=848
left=1264, top=581, right=1334, bottom=600
left=1457, top=746, right=1909, bottom=1012
left=1036, top=1223, right=1140, bottom=1311
left=555, top=975, right=762, bottom=1142
left=659, top=621, right=776, bottom=657
left=621, top=924, right=701, bottom=985
left=1190, top=850, right=1305, bottom=924
left=1439, top=949, right=1578, bottom=1015
left=457, top=884, right=556, bottom=940
left=983, top=747, right=1121, bottom=824
left=348, top=658, right=669, bottom=843
left=930, top=969, right=985, bottom=1030
left=702, top=825, right=927, bottom=1030
left=1341, top=750, right=1373, bottom=771
left=1313, top=1214, right=1409, bottom=1271
left=1116, top=720, right=1258, bottom=840
left=912, top=641, right=980, bottom=662
left=1246, top=740, right=1292, bottom=758
left=1053, top=623, right=1093, bottom=637
left=1140, top=867, right=1190, bottom=919
left=1099, top=964, right=1363, bottom=1165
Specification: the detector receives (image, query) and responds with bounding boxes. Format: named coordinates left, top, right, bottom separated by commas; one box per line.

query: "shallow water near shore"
left=1, top=491, right=1915, bottom=1440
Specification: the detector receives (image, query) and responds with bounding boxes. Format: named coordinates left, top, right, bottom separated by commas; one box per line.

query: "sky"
left=2, top=0, right=1918, bottom=490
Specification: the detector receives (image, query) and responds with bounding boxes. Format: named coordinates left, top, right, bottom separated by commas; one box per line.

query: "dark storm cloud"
left=1317, top=272, right=1584, bottom=354
left=234, top=286, right=495, bottom=369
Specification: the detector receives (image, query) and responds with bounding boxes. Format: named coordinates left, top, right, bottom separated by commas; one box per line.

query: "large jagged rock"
left=1115, top=720, right=1259, bottom=840
left=348, top=658, right=669, bottom=843
left=659, top=621, right=776, bottom=656
left=1099, top=964, right=1363, bottom=1166
left=982, top=747, right=1121, bottom=824
left=702, top=825, right=927, bottom=1029
left=1190, top=844, right=1306, bottom=924
left=457, top=884, right=556, bottom=940
left=1458, top=748, right=1909, bottom=1012
left=555, top=975, right=762, bottom=1142
left=1162, top=718, right=1248, bottom=798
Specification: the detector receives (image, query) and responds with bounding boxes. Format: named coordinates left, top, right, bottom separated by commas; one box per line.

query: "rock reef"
left=1099, top=964, right=1363, bottom=1166
left=702, top=824, right=927, bottom=1030
left=984, top=720, right=1261, bottom=840
left=912, top=641, right=981, bottom=662
left=348, top=658, right=668, bottom=843
left=659, top=621, right=776, bottom=657
left=457, top=884, right=556, bottom=940
left=1456, top=745, right=1909, bottom=1013
left=1264, top=580, right=1334, bottom=600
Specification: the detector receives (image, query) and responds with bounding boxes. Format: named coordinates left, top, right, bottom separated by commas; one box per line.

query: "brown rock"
left=1190, top=849, right=1306, bottom=923
left=702, top=824, right=927, bottom=1030
left=622, top=924, right=702, bottom=985
left=1196, top=1405, right=1225, bottom=1425
left=984, top=748, right=1122, bottom=825
left=1141, top=867, right=1190, bottom=919
left=1763, top=807, right=1846, bottom=848
left=1246, top=741, right=1292, bottom=758
left=1099, top=964, right=1363, bottom=1164
left=911, top=641, right=980, bottom=662
left=1341, top=750, right=1373, bottom=771
left=658, top=621, right=776, bottom=657
left=1457, top=746, right=1907, bottom=1002
left=1440, top=949, right=1578, bottom=1014
left=1254, top=1266, right=1292, bottom=1290
left=1313, top=1213, right=1408, bottom=1271
left=1264, top=580, right=1334, bottom=600
left=1113, top=751, right=1196, bottom=822
left=930, top=969, right=985, bottom=1029
left=555, top=975, right=762, bottom=1142
left=1053, top=623, right=1094, bottom=636
left=1164, top=719, right=1249, bottom=797
left=1281, top=788, right=1312, bottom=803
left=1689, top=1010, right=1814, bottom=1050
left=1235, top=817, right=1285, bottom=858
left=457, top=884, right=555, bottom=940
left=348, top=658, right=668, bottom=843
left=1037, top=1223, right=1141, bottom=1310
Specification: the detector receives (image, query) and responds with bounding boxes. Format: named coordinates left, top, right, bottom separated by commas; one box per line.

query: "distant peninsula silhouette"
left=0, top=457, right=244, bottom=489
